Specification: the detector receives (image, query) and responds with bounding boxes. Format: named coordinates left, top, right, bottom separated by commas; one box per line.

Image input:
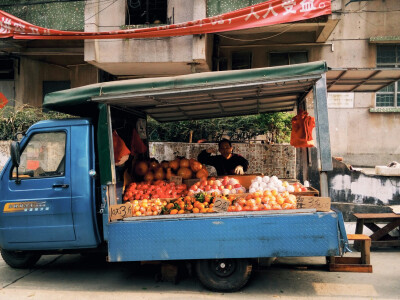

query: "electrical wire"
left=85, top=0, right=120, bottom=22
left=217, top=24, right=293, bottom=42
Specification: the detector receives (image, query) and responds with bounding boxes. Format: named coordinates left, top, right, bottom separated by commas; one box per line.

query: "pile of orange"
left=132, top=191, right=297, bottom=217
left=228, top=190, right=296, bottom=212
left=162, top=193, right=223, bottom=215
left=130, top=199, right=168, bottom=217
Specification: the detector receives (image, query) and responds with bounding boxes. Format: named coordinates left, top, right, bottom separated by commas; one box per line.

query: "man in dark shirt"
left=197, top=139, right=249, bottom=176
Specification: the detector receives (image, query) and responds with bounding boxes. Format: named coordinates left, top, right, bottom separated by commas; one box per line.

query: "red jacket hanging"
left=290, top=110, right=315, bottom=148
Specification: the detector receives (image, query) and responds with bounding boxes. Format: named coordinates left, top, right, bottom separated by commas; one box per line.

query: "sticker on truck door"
left=3, top=201, right=50, bottom=213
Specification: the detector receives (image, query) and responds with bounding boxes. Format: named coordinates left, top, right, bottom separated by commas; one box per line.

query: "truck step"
left=328, top=234, right=372, bottom=273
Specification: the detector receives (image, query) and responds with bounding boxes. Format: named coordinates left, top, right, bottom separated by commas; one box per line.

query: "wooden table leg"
left=354, top=219, right=364, bottom=250
left=370, top=219, right=400, bottom=241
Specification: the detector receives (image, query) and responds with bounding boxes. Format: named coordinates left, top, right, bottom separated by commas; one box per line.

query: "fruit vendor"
left=197, top=139, right=249, bottom=176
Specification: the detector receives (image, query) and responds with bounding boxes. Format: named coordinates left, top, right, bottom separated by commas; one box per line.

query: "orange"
left=192, top=207, right=200, bottom=213
left=200, top=208, right=207, bottom=213
left=170, top=209, right=178, bottom=214
left=166, top=203, right=174, bottom=210
left=186, top=204, right=193, bottom=211
left=178, top=209, right=185, bottom=214
left=276, top=196, right=284, bottom=205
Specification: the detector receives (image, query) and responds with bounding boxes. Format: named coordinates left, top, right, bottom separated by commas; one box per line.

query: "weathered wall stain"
left=328, top=159, right=400, bottom=206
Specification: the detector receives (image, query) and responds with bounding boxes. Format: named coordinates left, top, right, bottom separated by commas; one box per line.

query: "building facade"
left=1, top=0, right=399, bottom=166
left=0, top=0, right=97, bottom=108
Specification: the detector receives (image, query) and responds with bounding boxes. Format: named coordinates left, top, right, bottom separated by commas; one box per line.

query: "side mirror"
left=10, top=141, right=20, bottom=167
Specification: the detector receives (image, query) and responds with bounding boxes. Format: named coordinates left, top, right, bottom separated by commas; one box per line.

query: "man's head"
left=218, top=139, right=233, bottom=159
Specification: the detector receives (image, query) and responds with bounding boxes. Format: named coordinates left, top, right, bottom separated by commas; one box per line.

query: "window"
left=126, top=0, right=167, bottom=25
left=232, top=51, right=252, bottom=70
left=376, top=45, right=400, bottom=107
left=12, top=132, right=66, bottom=179
left=0, top=58, right=14, bottom=80
left=269, top=52, right=308, bottom=67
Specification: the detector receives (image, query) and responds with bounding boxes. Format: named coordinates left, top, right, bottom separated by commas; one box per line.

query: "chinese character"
left=13, top=22, right=25, bottom=33
left=245, top=7, right=261, bottom=21
left=282, top=0, right=297, bottom=15
left=300, top=0, right=316, bottom=12
left=263, top=3, right=279, bottom=18
left=30, top=27, right=39, bottom=34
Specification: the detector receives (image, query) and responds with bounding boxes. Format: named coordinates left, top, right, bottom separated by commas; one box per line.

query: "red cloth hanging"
left=130, top=128, right=147, bottom=154
left=290, top=109, right=315, bottom=148
left=113, top=130, right=131, bottom=163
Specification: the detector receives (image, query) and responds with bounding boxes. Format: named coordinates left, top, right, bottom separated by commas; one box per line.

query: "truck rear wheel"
left=195, top=258, right=252, bottom=292
left=1, top=249, right=41, bottom=269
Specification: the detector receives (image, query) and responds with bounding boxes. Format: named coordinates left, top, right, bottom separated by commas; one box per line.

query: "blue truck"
left=0, top=61, right=355, bottom=291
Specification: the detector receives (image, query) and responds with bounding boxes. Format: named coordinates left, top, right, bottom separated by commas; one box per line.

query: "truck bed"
left=107, top=210, right=344, bottom=262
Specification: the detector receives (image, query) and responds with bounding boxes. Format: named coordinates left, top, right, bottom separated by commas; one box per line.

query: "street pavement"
left=0, top=248, right=399, bottom=300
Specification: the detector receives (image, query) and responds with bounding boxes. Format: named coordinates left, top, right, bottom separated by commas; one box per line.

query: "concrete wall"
left=13, top=58, right=98, bottom=107
left=0, top=141, right=10, bottom=172
left=149, top=142, right=296, bottom=178
left=321, top=0, right=400, bottom=166
left=217, top=0, right=400, bottom=167
left=84, top=0, right=211, bottom=76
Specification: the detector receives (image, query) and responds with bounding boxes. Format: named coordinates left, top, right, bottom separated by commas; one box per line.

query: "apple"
left=234, top=183, right=241, bottom=189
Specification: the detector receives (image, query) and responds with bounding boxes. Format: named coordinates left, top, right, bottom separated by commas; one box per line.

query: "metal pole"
left=313, top=73, right=333, bottom=197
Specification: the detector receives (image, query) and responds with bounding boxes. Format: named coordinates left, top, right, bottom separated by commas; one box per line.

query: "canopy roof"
left=43, top=61, right=400, bottom=122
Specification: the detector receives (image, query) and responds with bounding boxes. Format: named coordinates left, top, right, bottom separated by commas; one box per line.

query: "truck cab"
left=0, top=119, right=102, bottom=266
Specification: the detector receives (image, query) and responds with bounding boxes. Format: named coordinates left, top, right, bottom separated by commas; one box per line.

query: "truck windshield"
left=11, top=132, right=66, bottom=179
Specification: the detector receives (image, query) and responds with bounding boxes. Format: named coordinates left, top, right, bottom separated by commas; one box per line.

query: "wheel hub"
left=212, top=259, right=236, bottom=277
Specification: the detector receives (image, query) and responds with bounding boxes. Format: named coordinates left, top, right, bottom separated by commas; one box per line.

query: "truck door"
left=3, top=129, right=75, bottom=245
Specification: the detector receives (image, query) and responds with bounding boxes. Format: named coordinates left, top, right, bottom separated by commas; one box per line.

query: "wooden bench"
left=354, top=213, right=400, bottom=248
left=328, top=234, right=372, bottom=273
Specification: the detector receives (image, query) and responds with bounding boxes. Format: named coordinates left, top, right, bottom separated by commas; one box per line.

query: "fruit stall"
left=44, top=61, right=348, bottom=292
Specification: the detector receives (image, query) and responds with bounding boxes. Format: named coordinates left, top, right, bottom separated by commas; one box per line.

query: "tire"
left=1, top=249, right=41, bottom=269
left=195, top=258, right=252, bottom=292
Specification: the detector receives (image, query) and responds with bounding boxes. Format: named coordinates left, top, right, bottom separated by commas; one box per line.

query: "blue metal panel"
left=0, top=127, right=75, bottom=249
left=70, top=124, right=101, bottom=248
left=108, top=212, right=341, bottom=262
left=0, top=119, right=101, bottom=250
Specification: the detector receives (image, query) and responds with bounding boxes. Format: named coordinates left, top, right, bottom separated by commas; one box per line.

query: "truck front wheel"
left=1, top=249, right=41, bottom=269
left=195, top=258, right=252, bottom=292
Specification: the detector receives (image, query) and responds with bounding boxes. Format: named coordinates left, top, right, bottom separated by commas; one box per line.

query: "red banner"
left=0, top=92, right=8, bottom=109
left=0, top=0, right=331, bottom=40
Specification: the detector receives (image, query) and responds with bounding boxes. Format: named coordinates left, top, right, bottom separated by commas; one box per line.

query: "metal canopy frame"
left=92, top=76, right=321, bottom=122
left=327, top=68, right=400, bottom=92
left=89, top=68, right=400, bottom=123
